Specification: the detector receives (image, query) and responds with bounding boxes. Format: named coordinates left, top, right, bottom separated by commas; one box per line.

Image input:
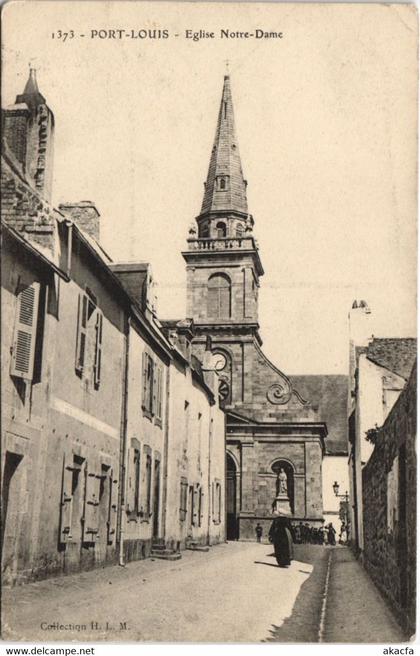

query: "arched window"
left=220, top=178, right=226, bottom=190
left=236, top=223, right=244, bottom=238
left=216, top=222, right=226, bottom=238
left=200, top=223, right=209, bottom=238
left=207, top=273, right=231, bottom=319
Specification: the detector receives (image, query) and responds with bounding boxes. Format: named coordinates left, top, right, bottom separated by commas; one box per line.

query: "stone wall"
left=362, top=362, right=416, bottom=635
left=1, top=154, right=57, bottom=254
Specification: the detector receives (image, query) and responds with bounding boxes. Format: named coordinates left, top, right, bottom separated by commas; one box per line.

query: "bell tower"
left=182, top=75, right=264, bottom=407
left=2, top=69, right=55, bottom=201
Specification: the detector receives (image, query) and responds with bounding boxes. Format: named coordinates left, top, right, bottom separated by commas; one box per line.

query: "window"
left=142, top=352, right=154, bottom=415
left=10, top=280, right=41, bottom=381
left=142, top=355, right=163, bottom=422
left=216, top=176, right=229, bottom=192
left=60, top=455, right=85, bottom=544
left=60, top=456, right=116, bottom=545
left=216, top=221, right=227, bottom=238
left=126, top=441, right=141, bottom=517
left=207, top=273, right=231, bottom=319
left=200, top=223, right=209, bottom=238
left=75, top=291, right=103, bottom=388
left=83, top=466, right=100, bottom=543
left=180, top=477, right=188, bottom=521
left=236, top=223, right=244, bottom=238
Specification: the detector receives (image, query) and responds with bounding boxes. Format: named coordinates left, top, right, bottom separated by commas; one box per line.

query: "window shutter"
left=75, top=294, right=88, bottom=375
left=193, top=486, right=199, bottom=526
left=156, top=367, right=163, bottom=420
left=10, top=281, right=40, bottom=380
left=82, top=468, right=100, bottom=542
left=93, top=311, right=103, bottom=388
left=125, top=448, right=135, bottom=513
left=180, top=477, right=188, bottom=521
left=200, top=488, right=204, bottom=527
left=145, top=454, right=152, bottom=515
left=142, top=352, right=148, bottom=408
left=152, top=361, right=157, bottom=416
left=107, top=469, right=118, bottom=544
left=59, top=457, right=74, bottom=543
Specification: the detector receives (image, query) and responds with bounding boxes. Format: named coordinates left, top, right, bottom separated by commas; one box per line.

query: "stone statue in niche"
left=276, top=468, right=288, bottom=496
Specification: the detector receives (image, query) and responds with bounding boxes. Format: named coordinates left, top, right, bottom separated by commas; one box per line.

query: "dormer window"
left=216, top=175, right=229, bottom=191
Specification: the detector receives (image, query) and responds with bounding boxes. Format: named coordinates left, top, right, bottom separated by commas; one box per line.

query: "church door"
left=226, top=454, right=238, bottom=540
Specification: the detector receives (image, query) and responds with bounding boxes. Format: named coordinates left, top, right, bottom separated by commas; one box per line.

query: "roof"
left=16, top=69, right=46, bottom=107
left=365, top=338, right=417, bottom=381
left=200, top=75, right=248, bottom=217
left=290, top=375, right=349, bottom=455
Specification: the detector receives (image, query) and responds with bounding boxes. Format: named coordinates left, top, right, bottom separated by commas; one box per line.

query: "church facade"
left=183, top=75, right=328, bottom=540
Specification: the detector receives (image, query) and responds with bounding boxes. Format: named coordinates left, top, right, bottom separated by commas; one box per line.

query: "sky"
left=2, top=1, right=417, bottom=374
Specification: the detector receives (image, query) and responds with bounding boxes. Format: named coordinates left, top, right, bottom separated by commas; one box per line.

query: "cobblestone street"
left=2, top=542, right=407, bottom=643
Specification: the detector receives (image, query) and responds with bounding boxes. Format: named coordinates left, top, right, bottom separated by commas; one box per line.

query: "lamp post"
left=333, top=481, right=349, bottom=544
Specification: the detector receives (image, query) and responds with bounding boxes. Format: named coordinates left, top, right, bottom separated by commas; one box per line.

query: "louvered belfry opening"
left=207, top=273, right=231, bottom=319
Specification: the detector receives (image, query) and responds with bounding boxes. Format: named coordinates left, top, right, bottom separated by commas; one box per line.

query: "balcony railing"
left=186, top=237, right=257, bottom=251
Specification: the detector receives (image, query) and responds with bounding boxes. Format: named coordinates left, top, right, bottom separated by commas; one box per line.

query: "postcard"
left=1, top=0, right=417, bottom=646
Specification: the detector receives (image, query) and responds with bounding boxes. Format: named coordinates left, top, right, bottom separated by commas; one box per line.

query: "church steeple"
left=200, top=75, right=248, bottom=218
left=3, top=68, right=54, bottom=200
left=16, top=68, right=46, bottom=108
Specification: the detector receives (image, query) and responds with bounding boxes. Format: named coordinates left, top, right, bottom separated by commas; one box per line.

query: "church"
left=182, top=75, right=338, bottom=540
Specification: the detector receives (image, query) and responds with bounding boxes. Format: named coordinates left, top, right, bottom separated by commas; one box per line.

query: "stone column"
left=240, top=441, right=255, bottom=514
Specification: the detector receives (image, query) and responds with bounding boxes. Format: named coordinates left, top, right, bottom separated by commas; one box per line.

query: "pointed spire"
left=200, top=75, right=248, bottom=217
left=16, top=68, right=45, bottom=108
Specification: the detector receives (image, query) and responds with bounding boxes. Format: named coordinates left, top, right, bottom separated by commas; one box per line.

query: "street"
left=2, top=542, right=406, bottom=643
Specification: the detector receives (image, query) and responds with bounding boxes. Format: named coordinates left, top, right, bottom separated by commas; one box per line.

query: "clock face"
left=212, top=353, right=227, bottom=371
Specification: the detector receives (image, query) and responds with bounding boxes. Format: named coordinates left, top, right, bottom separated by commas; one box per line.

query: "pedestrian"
left=299, top=522, right=305, bottom=543
left=339, top=522, right=347, bottom=544
left=327, top=523, right=336, bottom=546
left=268, top=515, right=294, bottom=567
left=255, top=522, right=263, bottom=543
left=294, top=523, right=301, bottom=544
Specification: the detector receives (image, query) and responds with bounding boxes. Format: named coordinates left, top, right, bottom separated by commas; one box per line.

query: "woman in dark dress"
left=269, top=516, right=294, bottom=567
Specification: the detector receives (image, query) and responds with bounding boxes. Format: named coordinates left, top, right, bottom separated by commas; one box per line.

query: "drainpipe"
left=118, top=315, right=130, bottom=566
left=65, top=220, right=73, bottom=277
left=207, top=413, right=213, bottom=546
left=161, top=364, right=171, bottom=544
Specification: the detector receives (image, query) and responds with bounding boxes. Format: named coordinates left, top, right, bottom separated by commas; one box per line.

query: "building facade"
left=362, top=362, right=416, bottom=636
left=183, top=75, right=331, bottom=540
left=1, top=70, right=226, bottom=585
left=348, top=300, right=417, bottom=551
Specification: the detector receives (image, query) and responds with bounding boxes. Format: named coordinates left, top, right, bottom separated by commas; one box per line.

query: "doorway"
left=1, top=451, right=23, bottom=570
left=226, top=454, right=238, bottom=540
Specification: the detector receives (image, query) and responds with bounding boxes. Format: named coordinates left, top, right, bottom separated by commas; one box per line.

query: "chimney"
left=349, top=299, right=373, bottom=407
left=59, top=201, right=100, bottom=242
